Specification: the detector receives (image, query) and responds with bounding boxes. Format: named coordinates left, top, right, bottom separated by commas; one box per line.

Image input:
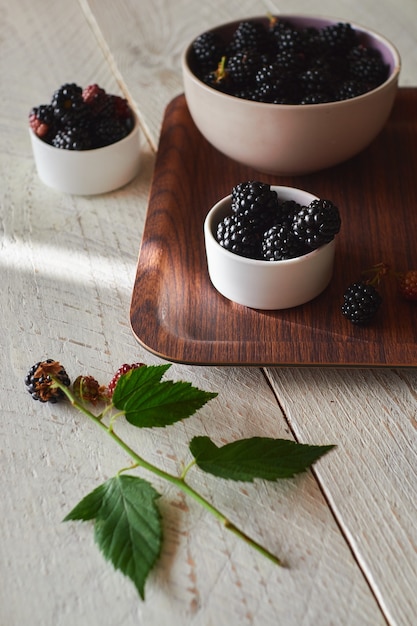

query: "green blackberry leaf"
left=112, top=364, right=217, bottom=428
left=112, top=364, right=171, bottom=406
left=123, top=380, right=217, bottom=428
left=64, top=475, right=162, bottom=600
left=189, top=436, right=335, bottom=481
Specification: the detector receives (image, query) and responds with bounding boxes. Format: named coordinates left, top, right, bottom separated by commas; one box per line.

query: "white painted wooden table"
left=1, top=1, right=417, bottom=624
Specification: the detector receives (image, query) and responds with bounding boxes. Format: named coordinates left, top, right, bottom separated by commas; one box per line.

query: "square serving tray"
left=130, top=89, right=417, bottom=366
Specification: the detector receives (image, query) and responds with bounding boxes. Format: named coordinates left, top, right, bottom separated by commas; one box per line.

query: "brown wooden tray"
left=130, top=89, right=417, bottom=366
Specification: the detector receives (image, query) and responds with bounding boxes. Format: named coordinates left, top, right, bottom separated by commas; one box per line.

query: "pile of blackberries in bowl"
left=182, top=14, right=401, bottom=174
left=204, top=181, right=341, bottom=310
left=28, top=83, right=141, bottom=195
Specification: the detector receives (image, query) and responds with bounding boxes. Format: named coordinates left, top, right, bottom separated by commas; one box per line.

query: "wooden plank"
left=264, top=366, right=417, bottom=625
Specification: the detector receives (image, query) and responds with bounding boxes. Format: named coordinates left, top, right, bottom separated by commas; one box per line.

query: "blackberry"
left=73, top=375, right=106, bottom=405
left=216, top=214, right=263, bottom=259
left=93, top=117, right=129, bottom=148
left=319, top=22, right=359, bottom=54
left=192, top=31, right=225, bottom=75
left=226, top=50, right=261, bottom=87
left=298, top=64, right=332, bottom=97
left=254, top=62, right=291, bottom=102
left=52, top=125, right=93, bottom=150
left=262, top=222, right=308, bottom=260
left=229, top=20, right=267, bottom=54
left=25, top=359, right=71, bottom=403
left=333, top=79, right=368, bottom=101
left=231, top=181, right=280, bottom=222
left=293, top=199, right=341, bottom=249
left=341, top=282, right=382, bottom=324
left=108, top=363, right=145, bottom=396
left=269, top=18, right=302, bottom=53
left=347, top=45, right=388, bottom=88
left=51, top=83, right=86, bottom=125
left=82, top=83, right=110, bottom=117
left=29, top=104, right=55, bottom=140
left=280, top=200, right=302, bottom=221
left=110, top=95, right=134, bottom=122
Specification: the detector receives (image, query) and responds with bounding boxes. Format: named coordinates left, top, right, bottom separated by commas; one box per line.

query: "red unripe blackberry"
left=29, top=105, right=55, bottom=139
left=25, top=359, right=71, bottom=403
left=107, top=363, right=145, bottom=396
left=398, top=270, right=417, bottom=302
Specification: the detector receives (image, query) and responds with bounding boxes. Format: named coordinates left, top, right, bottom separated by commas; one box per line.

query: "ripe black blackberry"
left=192, top=31, right=225, bottom=76
left=51, top=83, right=86, bottom=125
left=269, top=18, right=302, bottom=53
left=298, top=63, right=332, bottom=97
left=341, top=282, right=382, bottom=324
left=333, top=79, right=368, bottom=101
left=228, top=20, right=267, bottom=54
left=231, top=181, right=279, bottom=221
left=254, top=62, right=291, bottom=103
left=262, top=222, right=308, bottom=261
left=216, top=213, right=263, bottom=259
left=226, top=50, right=261, bottom=88
left=319, top=22, right=359, bottom=54
left=25, top=359, right=71, bottom=403
left=52, top=126, right=93, bottom=150
left=293, top=199, right=341, bottom=249
left=93, top=117, right=128, bottom=148
left=347, top=45, right=388, bottom=88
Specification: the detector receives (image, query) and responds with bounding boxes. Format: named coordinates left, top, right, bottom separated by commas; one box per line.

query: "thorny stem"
left=55, top=379, right=284, bottom=568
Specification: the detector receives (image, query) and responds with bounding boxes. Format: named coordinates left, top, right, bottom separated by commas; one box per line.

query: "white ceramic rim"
left=183, top=14, right=401, bottom=109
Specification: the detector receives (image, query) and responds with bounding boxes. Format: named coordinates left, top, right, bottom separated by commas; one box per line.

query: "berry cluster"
left=25, top=361, right=144, bottom=403
left=29, top=83, right=135, bottom=150
left=216, top=181, right=341, bottom=261
left=191, top=17, right=389, bottom=104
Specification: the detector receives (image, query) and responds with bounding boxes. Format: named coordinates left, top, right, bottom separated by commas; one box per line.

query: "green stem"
left=56, top=380, right=284, bottom=567
left=180, top=458, right=196, bottom=480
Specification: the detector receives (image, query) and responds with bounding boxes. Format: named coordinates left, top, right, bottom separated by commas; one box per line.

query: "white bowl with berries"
left=29, top=83, right=141, bottom=195
left=204, top=182, right=341, bottom=310
left=182, top=15, right=401, bottom=175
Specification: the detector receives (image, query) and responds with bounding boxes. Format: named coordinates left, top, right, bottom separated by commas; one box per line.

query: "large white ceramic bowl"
left=204, top=186, right=336, bottom=310
left=29, top=113, right=141, bottom=195
left=183, top=15, right=401, bottom=175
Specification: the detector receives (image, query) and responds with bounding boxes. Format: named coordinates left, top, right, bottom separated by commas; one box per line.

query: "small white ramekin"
left=204, top=185, right=336, bottom=310
left=29, top=113, right=141, bottom=195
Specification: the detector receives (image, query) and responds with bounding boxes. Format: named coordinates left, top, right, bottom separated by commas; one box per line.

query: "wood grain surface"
left=131, top=90, right=417, bottom=366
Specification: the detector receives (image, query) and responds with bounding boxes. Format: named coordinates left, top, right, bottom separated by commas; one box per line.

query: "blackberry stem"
left=361, top=262, right=390, bottom=286
left=53, top=376, right=284, bottom=568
